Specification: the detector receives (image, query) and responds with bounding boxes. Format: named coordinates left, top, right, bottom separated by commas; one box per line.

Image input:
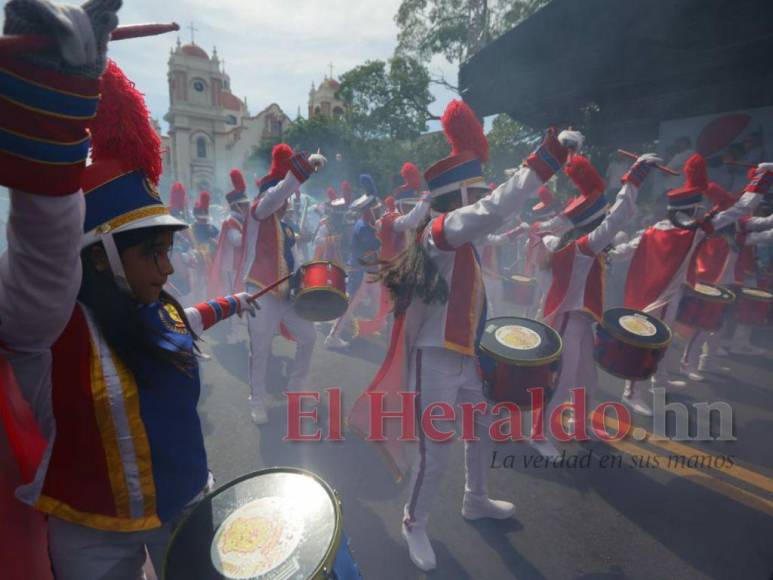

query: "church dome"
left=181, top=43, right=209, bottom=59
left=321, top=78, right=340, bottom=90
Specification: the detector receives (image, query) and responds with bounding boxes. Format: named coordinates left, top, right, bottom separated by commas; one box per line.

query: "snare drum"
left=733, top=286, right=773, bottom=326
left=676, top=282, right=735, bottom=331
left=501, top=274, right=537, bottom=306
left=594, top=308, right=672, bottom=380
left=293, top=261, right=348, bottom=322
left=478, top=317, right=562, bottom=407
left=165, top=467, right=361, bottom=580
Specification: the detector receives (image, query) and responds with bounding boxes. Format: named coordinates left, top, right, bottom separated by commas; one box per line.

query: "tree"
left=395, top=0, right=551, bottom=90
left=485, top=113, right=539, bottom=182
left=337, top=55, right=435, bottom=141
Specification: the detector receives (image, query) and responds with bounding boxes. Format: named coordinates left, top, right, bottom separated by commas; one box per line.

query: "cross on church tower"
left=188, top=22, right=198, bottom=44
left=328, top=62, right=334, bottom=79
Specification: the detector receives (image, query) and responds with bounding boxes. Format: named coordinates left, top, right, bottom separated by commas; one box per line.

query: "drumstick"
left=0, top=23, right=180, bottom=55
left=722, top=160, right=757, bottom=168
left=616, top=149, right=680, bottom=176
left=248, top=273, right=294, bottom=302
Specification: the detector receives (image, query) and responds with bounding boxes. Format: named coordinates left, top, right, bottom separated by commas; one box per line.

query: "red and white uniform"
left=208, top=211, right=245, bottom=297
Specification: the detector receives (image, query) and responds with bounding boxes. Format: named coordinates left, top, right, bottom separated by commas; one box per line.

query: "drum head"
left=739, top=286, right=773, bottom=301
left=165, top=468, right=341, bottom=580
left=294, top=288, right=348, bottom=322
left=690, top=282, right=735, bottom=303
left=510, top=274, right=535, bottom=284
left=602, top=308, right=672, bottom=349
left=479, top=316, right=562, bottom=366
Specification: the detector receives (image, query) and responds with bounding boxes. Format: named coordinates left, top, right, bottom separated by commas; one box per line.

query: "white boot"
left=401, top=522, right=436, bottom=572
left=249, top=396, right=268, bottom=425
left=461, top=492, right=515, bottom=520
left=623, top=382, right=653, bottom=416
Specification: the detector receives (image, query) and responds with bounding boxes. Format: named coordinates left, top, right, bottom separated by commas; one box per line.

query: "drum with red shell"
left=479, top=317, right=562, bottom=408
left=594, top=308, right=672, bottom=381
left=501, top=274, right=537, bottom=306
left=676, top=282, right=736, bottom=331
left=292, top=260, right=348, bottom=322
left=732, top=286, right=773, bottom=326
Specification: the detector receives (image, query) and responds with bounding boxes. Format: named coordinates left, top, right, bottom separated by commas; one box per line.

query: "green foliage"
left=337, top=56, right=434, bottom=140
left=395, top=0, right=551, bottom=65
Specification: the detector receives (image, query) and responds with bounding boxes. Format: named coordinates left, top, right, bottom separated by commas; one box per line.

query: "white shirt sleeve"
left=0, top=190, right=84, bottom=352
left=711, top=191, right=762, bottom=231
left=440, top=167, right=541, bottom=249
left=227, top=227, right=242, bottom=247
left=586, top=182, right=639, bottom=254
left=184, top=307, right=204, bottom=336
left=607, top=235, right=642, bottom=261
left=746, top=228, right=773, bottom=245
left=743, top=213, right=773, bottom=232
left=393, top=199, right=430, bottom=232
left=252, top=172, right=302, bottom=221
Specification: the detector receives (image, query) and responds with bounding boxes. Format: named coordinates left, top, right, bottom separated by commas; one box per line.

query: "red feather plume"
left=400, top=162, right=422, bottom=190
left=197, top=191, right=211, bottom=212
left=88, top=59, right=162, bottom=185
left=684, top=153, right=708, bottom=189
left=440, top=100, right=489, bottom=163
left=230, top=168, right=246, bottom=192
left=269, top=143, right=295, bottom=179
left=326, top=187, right=338, bottom=201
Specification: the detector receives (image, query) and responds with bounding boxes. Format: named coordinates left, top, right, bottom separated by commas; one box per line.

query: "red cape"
left=624, top=226, right=698, bottom=311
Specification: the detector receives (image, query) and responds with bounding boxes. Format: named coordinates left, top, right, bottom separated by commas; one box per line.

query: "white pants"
left=48, top=517, right=173, bottom=580
left=681, top=329, right=720, bottom=371
left=402, top=347, right=492, bottom=529
left=246, top=291, right=316, bottom=400
left=546, top=311, right=598, bottom=423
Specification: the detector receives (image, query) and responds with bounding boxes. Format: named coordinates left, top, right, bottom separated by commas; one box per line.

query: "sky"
left=34, top=0, right=460, bottom=133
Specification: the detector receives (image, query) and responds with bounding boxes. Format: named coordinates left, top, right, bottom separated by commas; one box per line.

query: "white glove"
left=756, top=162, right=773, bottom=172
left=234, top=292, right=259, bottom=317
left=308, top=153, right=327, bottom=172
left=557, top=130, right=585, bottom=154
left=636, top=153, right=663, bottom=165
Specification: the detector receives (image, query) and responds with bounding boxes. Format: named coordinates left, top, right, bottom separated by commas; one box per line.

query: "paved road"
left=193, top=320, right=773, bottom=580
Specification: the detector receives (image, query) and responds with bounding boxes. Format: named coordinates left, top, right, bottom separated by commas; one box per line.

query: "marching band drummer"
left=3, top=50, right=260, bottom=578
left=208, top=169, right=249, bottom=299
left=536, top=152, right=661, bottom=456
left=621, top=154, right=773, bottom=411
left=0, top=2, right=122, bottom=576
left=476, top=221, right=530, bottom=317
left=353, top=99, right=584, bottom=572
left=239, top=144, right=327, bottom=425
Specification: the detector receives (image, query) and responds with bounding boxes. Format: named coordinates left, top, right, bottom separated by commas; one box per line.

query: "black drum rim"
left=683, top=282, right=736, bottom=304
left=163, top=466, right=343, bottom=580
left=601, top=308, right=673, bottom=350
left=479, top=316, right=563, bottom=367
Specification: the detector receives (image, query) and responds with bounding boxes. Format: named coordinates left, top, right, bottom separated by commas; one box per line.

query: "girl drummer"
left=368, top=100, right=583, bottom=572
left=537, top=152, right=662, bottom=456
left=5, top=59, right=260, bottom=579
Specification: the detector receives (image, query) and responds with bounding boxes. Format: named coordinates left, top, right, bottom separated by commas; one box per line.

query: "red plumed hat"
left=564, top=155, right=605, bottom=198
left=81, top=60, right=186, bottom=247
left=169, top=182, right=187, bottom=212
left=385, top=195, right=396, bottom=212
left=667, top=153, right=707, bottom=209
left=258, top=143, right=295, bottom=193
left=424, top=100, right=490, bottom=199
left=340, top=180, right=353, bottom=205
left=226, top=169, right=248, bottom=205
left=194, top=191, right=211, bottom=217
left=400, top=162, right=422, bottom=191
left=326, top=186, right=338, bottom=202
left=532, top=185, right=556, bottom=214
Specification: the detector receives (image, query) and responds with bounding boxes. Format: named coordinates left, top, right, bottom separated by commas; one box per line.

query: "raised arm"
left=710, top=164, right=772, bottom=231
left=585, top=154, right=660, bottom=254
left=393, top=196, right=430, bottom=232
left=185, top=292, right=257, bottom=335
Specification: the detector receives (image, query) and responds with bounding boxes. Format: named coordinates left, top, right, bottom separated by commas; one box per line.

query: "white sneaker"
left=249, top=398, right=268, bottom=425
left=324, top=335, right=350, bottom=350
left=461, top=493, right=515, bottom=520
left=401, top=522, right=436, bottom=572
left=687, top=370, right=706, bottom=382
left=622, top=391, right=653, bottom=416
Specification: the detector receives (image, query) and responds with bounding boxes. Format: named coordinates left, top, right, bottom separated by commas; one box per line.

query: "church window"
left=333, top=106, right=344, bottom=118
left=270, top=119, right=282, bottom=136
left=196, top=137, right=207, bottom=158
left=226, top=114, right=238, bottom=125
left=193, top=80, right=205, bottom=92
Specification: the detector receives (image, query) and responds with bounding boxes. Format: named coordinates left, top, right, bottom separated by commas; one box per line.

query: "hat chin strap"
left=100, top=233, right=133, bottom=294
